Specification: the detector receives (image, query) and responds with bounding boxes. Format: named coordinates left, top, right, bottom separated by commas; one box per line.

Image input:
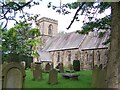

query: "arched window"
left=57, top=52, right=60, bottom=62
left=75, top=53, right=78, bottom=60
left=85, top=51, right=88, bottom=62
left=96, top=51, right=100, bottom=63
left=48, top=24, right=53, bottom=35
left=68, top=51, right=71, bottom=61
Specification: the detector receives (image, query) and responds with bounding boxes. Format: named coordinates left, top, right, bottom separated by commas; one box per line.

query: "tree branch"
left=67, top=2, right=85, bottom=30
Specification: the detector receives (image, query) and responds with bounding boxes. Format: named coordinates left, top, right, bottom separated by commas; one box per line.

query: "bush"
left=73, top=60, right=80, bottom=71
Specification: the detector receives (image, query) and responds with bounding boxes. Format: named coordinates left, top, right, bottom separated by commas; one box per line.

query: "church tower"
left=36, top=17, right=58, bottom=37
left=35, top=17, right=58, bottom=50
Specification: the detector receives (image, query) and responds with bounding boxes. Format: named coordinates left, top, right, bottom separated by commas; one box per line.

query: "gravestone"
left=48, top=69, right=58, bottom=85
left=68, top=63, right=73, bottom=70
left=92, top=65, right=98, bottom=88
left=45, top=63, right=51, bottom=72
left=31, top=63, right=35, bottom=71
left=55, top=63, right=60, bottom=69
left=33, top=62, right=42, bottom=80
left=2, top=62, right=25, bottom=89
left=92, top=64, right=107, bottom=88
left=59, top=63, right=64, bottom=73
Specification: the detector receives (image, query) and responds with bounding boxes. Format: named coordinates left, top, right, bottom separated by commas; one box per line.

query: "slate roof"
left=79, top=31, right=109, bottom=50
left=37, top=51, right=52, bottom=62
left=42, top=31, right=109, bottom=52
left=42, top=32, right=86, bottom=51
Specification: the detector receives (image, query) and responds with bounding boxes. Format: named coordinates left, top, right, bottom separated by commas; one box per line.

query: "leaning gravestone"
left=48, top=69, right=58, bottom=85
left=45, top=63, right=51, bottom=72
left=2, top=62, right=25, bottom=89
left=33, top=62, right=42, bottom=80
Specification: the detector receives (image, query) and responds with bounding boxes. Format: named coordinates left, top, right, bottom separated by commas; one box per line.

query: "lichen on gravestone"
left=48, top=68, right=58, bottom=85
left=2, top=62, right=25, bottom=88
left=32, top=63, right=42, bottom=80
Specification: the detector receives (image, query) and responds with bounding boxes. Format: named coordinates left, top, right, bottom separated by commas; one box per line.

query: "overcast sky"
left=25, top=0, right=83, bottom=33
left=7, top=0, right=111, bottom=33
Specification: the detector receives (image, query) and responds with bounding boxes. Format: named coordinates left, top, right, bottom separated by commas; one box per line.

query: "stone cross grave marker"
left=48, top=68, right=58, bottom=85
left=33, top=62, right=42, bottom=80
left=2, top=62, right=25, bottom=89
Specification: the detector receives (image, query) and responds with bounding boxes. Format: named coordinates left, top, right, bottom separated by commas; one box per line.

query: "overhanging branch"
left=67, top=2, right=85, bottom=30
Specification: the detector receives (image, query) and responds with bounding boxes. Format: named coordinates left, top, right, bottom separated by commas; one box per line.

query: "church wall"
left=80, top=49, right=109, bottom=70
left=49, top=49, right=81, bottom=69
left=34, top=17, right=109, bottom=71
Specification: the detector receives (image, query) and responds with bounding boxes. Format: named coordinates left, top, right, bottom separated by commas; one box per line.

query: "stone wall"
left=50, top=49, right=81, bottom=69
left=34, top=48, right=109, bottom=71
left=36, top=17, right=58, bottom=36
left=80, top=49, right=108, bottom=70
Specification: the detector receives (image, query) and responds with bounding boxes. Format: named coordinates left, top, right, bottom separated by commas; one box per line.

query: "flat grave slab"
left=62, top=73, right=80, bottom=80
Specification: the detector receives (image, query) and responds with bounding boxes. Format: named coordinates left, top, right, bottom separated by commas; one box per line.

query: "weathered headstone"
left=92, top=65, right=98, bottom=88
left=33, top=62, right=42, bottom=80
left=68, top=63, right=73, bottom=70
left=48, top=69, right=58, bottom=85
left=45, top=63, right=51, bottom=72
left=2, top=62, right=25, bottom=89
left=55, top=63, right=60, bottom=69
left=31, top=63, right=35, bottom=71
left=59, top=63, right=64, bottom=73
left=92, top=64, right=107, bottom=88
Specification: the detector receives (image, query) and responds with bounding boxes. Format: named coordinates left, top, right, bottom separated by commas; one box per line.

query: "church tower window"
left=48, top=24, right=53, bottom=35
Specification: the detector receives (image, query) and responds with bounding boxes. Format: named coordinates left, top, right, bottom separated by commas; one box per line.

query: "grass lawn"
left=25, top=69, right=92, bottom=88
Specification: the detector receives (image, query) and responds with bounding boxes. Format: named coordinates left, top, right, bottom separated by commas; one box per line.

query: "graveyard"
left=1, top=1, right=120, bottom=89
left=25, top=68, right=92, bottom=88
left=1, top=62, right=92, bottom=89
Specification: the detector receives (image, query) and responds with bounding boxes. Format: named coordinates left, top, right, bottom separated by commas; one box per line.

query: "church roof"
left=37, top=51, right=52, bottom=62
left=42, top=31, right=109, bottom=52
left=42, top=32, right=86, bottom=51
left=79, top=31, right=109, bottom=51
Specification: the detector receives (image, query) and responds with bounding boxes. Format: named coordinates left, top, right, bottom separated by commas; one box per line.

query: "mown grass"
left=25, top=69, right=92, bottom=88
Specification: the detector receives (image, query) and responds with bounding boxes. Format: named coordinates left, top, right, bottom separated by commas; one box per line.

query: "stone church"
left=33, top=17, right=110, bottom=70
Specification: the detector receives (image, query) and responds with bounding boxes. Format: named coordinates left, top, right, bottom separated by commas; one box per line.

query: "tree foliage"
left=48, top=2, right=111, bottom=31
left=2, top=22, right=41, bottom=62
left=48, top=1, right=111, bottom=45
left=0, top=0, right=41, bottom=29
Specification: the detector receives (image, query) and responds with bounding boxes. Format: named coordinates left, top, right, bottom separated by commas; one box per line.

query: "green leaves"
left=2, top=22, right=42, bottom=62
left=81, top=15, right=111, bottom=31
left=98, top=2, right=111, bottom=13
left=1, top=0, right=41, bottom=29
